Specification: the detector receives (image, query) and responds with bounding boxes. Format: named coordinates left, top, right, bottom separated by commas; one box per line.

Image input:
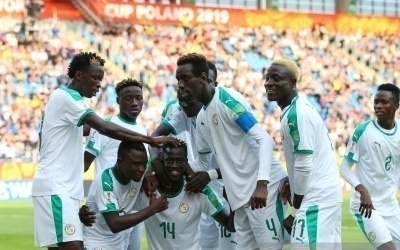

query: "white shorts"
left=126, top=222, right=144, bottom=250
left=234, top=179, right=287, bottom=250
left=352, top=211, right=400, bottom=248
left=291, top=203, right=341, bottom=250
left=33, top=194, right=83, bottom=247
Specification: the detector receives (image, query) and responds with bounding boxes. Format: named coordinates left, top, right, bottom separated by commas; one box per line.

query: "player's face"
left=178, top=98, right=202, bottom=117
left=163, top=147, right=187, bottom=183
left=176, top=63, right=205, bottom=102
left=80, top=65, right=104, bottom=98
left=374, top=90, right=399, bottom=121
left=118, top=86, right=143, bottom=119
left=264, top=65, right=294, bottom=102
left=208, top=70, right=218, bottom=87
left=121, top=149, right=148, bottom=182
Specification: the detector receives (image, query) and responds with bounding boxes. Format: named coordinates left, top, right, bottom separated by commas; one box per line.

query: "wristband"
left=291, top=208, right=298, bottom=217
left=207, top=169, right=218, bottom=180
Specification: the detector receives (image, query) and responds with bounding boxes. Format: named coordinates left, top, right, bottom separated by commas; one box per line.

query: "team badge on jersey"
left=213, top=114, right=218, bottom=124
left=179, top=202, right=189, bottom=213
left=130, top=187, right=137, bottom=197
left=65, top=224, right=76, bottom=235
left=368, top=231, right=376, bottom=241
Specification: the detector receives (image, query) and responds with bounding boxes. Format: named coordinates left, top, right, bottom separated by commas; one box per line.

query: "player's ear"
left=200, top=72, right=208, bottom=84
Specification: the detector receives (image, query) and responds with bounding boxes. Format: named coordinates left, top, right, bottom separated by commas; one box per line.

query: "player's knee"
left=57, top=240, right=83, bottom=250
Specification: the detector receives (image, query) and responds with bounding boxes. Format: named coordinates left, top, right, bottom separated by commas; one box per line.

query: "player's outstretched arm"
left=213, top=209, right=235, bottom=232
left=83, top=112, right=180, bottom=147
left=103, top=193, right=168, bottom=233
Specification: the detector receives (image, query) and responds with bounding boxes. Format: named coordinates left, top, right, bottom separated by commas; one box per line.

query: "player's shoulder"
left=161, top=99, right=179, bottom=118
left=351, top=120, right=373, bottom=142
left=99, top=168, right=115, bottom=191
left=57, top=87, right=84, bottom=102
left=217, top=87, right=249, bottom=115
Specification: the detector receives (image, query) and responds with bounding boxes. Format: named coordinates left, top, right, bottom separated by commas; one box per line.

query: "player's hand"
left=247, top=180, right=268, bottom=210
left=150, top=136, right=181, bottom=148
left=279, top=177, right=292, bottom=207
left=356, top=184, right=375, bottom=218
left=149, top=193, right=169, bottom=213
left=142, top=172, right=159, bottom=197
left=185, top=172, right=210, bottom=193
left=283, top=214, right=295, bottom=234
left=79, top=205, right=96, bottom=227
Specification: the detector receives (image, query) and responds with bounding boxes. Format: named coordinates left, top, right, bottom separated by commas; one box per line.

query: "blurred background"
left=0, top=0, right=399, bottom=249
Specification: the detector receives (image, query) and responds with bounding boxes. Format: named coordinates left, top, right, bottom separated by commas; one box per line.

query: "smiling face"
left=118, top=85, right=143, bottom=120
left=119, top=149, right=148, bottom=182
left=176, top=63, right=207, bottom=102
left=162, top=147, right=187, bottom=183
left=264, top=65, right=296, bottom=103
left=77, top=65, right=104, bottom=98
left=374, top=90, right=399, bottom=122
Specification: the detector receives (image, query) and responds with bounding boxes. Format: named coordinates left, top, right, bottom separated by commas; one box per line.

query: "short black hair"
left=117, top=141, right=146, bottom=159
left=177, top=53, right=209, bottom=78
left=377, top=83, right=400, bottom=103
left=207, top=60, right=217, bottom=82
left=162, top=140, right=188, bottom=158
left=67, top=52, right=105, bottom=79
left=115, top=78, right=143, bottom=96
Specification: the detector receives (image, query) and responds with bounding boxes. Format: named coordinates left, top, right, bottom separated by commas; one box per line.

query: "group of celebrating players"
left=31, top=51, right=400, bottom=250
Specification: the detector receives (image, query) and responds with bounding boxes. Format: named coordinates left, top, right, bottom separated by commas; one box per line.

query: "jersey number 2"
left=385, top=156, right=392, bottom=171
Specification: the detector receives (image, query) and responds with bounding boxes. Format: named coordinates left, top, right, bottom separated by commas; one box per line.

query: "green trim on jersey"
left=112, top=168, right=129, bottom=186
left=372, top=120, right=397, bottom=136
left=286, top=95, right=313, bottom=154
left=276, top=191, right=285, bottom=240
left=306, top=205, right=319, bottom=250
left=101, top=168, right=114, bottom=191
left=100, top=203, right=118, bottom=214
left=104, top=116, right=112, bottom=122
left=77, top=109, right=94, bottom=127
left=201, top=186, right=224, bottom=217
left=355, top=214, right=371, bottom=243
left=346, top=120, right=372, bottom=161
left=51, top=195, right=63, bottom=243
left=219, top=88, right=247, bottom=116
left=280, top=94, right=299, bottom=121
left=161, top=100, right=178, bottom=118
left=117, top=115, right=137, bottom=125
left=162, top=118, right=178, bottom=135
left=177, top=105, right=182, bottom=111
left=61, top=87, right=83, bottom=101
left=86, top=141, right=99, bottom=155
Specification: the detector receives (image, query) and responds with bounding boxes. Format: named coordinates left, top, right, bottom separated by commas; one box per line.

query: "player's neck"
left=278, top=91, right=298, bottom=110
left=113, top=165, right=130, bottom=185
left=160, top=179, right=184, bottom=196
left=118, top=113, right=137, bottom=123
left=377, top=118, right=396, bottom=130
left=66, top=82, right=84, bottom=96
left=198, top=84, right=215, bottom=106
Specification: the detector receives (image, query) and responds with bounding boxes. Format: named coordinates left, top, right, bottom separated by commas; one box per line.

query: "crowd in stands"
left=1, top=20, right=398, bottom=162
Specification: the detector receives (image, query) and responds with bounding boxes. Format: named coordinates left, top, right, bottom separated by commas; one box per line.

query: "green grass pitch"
left=0, top=194, right=392, bottom=249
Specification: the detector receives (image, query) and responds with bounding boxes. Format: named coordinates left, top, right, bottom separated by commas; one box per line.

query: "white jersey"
left=84, top=168, right=143, bottom=249
left=85, top=114, right=147, bottom=176
left=136, top=180, right=224, bottom=250
left=280, top=94, right=342, bottom=206
left=196, top=87, right=287, bottom=211
left=344, top=119, right=400, bottom=216
left=32, top=88, right=94, bottom=200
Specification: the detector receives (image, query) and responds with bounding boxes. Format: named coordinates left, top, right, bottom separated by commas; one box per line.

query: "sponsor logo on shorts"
left=65, top=224, right=76, bottom=235
left=368, top=231, right=376, bottom=241
left=179, top=202, right=189, bottom=213
left=212, top=114, right=218, bottom=125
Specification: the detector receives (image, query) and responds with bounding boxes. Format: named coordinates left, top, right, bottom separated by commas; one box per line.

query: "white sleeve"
left=247, top=123, right=273, bottom=182
left=190, top=152, right=213, bottom=172
left=85, top=129, right=102, bottom=156
left=293, top=153, right=312, bottom=195
left=60, top=91, right=94, bottom=127
left=339, top=157, right=361, bottom=189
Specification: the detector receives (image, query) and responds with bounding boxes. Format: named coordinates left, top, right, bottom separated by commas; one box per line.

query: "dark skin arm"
left=84, top=151, right=96, bottom=173
left=213, top=209, right=235, bottom=232
left=83, top=113, right=180, bottom=147
left=355, top=184, right=375, bottom=218
left=83, top=124, right=91, bottom=136
left=103, top=193, right=168, bottom=233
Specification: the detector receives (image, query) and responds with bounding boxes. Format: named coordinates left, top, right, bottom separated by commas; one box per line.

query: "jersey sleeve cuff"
left=211, top=206, right=225, bottom=218
left=162, top=119, right=177, bottom=135
left=85, top=147, right=99, bottom=156
left=344, top=155, right=357, bottom=162
left=77, top=109, right=94, bottom=127
left=100, top=203, right=118, bottom=214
